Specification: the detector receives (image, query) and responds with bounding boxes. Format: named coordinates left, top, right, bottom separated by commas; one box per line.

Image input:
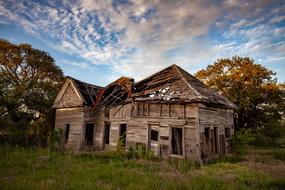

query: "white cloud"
left=61, top=60, right=90, bottom=69
left=0, top=0, right=284, bottom=83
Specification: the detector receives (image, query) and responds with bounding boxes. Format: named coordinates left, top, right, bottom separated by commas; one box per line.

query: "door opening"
left=119, top=124, right=127, bottom=147
left=171, top=127, right=183, bottom=156
left=214, top=127, right=218, bottom=154
left=104, top=122, right=110, bottom=145
left=64, top=124, right=70, bottom=144
left=85, top=123, right=95, bottom=146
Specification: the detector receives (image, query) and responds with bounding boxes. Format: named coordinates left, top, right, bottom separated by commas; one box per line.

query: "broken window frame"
left=148, top=124, right=160, bottom=156
left=150, top=130, right=159, bottom=141
left=104, top=108, right=110, bottom=118
left=225, top=127, right=231, bottom=139
left=170, top=126, right=184, bottom=157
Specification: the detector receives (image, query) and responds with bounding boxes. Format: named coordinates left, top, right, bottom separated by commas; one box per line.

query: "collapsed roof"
left=55, top=64, right=236, bottom=111
left=132, top=64, right=236, bottom=109
left=67, top=76, right=103, bottom=105
left=92, top=76, right=134, bottom=116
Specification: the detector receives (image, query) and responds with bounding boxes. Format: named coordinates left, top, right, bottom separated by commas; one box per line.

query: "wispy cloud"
left=0, top=0, right=284, bottom=82
left=61, top=60, right=91, bottom=69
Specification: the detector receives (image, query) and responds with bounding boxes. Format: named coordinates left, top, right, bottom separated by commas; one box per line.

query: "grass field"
left=0, top=145, right=285, bottom=190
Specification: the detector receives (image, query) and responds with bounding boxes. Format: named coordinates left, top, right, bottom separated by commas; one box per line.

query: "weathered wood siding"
left=94, top=111, right=105, bottom=150
left=55, top=107, right=84, bottom=151
left=198, top=103, right=234, bottom=161
left=81, top=107, right=105, bottom=151
left=54, top=81, right=234, bottom=161
left=56, top=82, right=83, bottom=108
left=55, top=106, right=106, bottom=151
left=109, top=102, right=202, bottom=161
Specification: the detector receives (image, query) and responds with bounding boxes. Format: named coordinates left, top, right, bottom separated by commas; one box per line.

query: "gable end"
left=53, top=79, right=84, bottom=108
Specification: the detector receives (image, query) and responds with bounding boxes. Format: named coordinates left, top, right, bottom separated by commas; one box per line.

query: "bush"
left=232, top=128, right=257, bottom=154
left=255, top=121, right=285, bottom=147
left=114, top=133, right=128, bottom=159
left=266, top=177, right=285, bottom=190
left=47, top=128, right=63, bottom=151
left=0, top=110, right=56, bottom=147
left=232, top=121, right=285, bottom=150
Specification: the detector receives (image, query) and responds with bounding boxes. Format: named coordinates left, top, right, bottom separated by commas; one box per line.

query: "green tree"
left=0, top=39, right=64, bottom=145
left=195, top=56, right=284, bottom=132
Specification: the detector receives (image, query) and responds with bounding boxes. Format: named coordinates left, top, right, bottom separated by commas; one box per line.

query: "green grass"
left=0, top=146, right=284, bottom=190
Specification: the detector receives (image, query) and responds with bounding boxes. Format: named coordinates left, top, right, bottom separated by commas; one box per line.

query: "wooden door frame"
left=169, top=125, right=185, bottom=159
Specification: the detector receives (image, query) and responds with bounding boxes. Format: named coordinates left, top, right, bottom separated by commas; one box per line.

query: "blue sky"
left=0, top=0, right=284, bottom=86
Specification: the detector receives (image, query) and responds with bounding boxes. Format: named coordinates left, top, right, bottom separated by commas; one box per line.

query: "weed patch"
left=1, top=145, right=285, bottom=190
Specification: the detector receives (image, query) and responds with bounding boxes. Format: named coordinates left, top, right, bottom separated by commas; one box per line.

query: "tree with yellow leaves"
left=0, top=39, right=64, bottom=145
left=196, top=56, right=284, bottom=138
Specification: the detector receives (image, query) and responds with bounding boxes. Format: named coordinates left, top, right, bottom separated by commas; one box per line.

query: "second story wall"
left=109, top=102, right=198, bottom=120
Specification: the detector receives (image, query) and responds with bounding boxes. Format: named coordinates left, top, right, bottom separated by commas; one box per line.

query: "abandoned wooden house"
left=53, top=64, right=236, bottom=162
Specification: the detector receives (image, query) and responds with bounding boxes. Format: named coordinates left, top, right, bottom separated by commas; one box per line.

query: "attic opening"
left=85, top=123, right=95, bottom=146
left=171, top=127, right=183, bottom=156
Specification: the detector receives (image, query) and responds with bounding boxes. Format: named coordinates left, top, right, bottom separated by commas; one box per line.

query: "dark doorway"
left=85, top=123, right=95, bottom=146
left=219, top=134, right=225, bottom=155
left=171, top=127, right=183, bottom=156
left=104, top=122, right=110, bottom=145
left=119, top=124, right=127, bottom=147
left=205, top=127, right=210, bottom=142
left=64, top=124, right=70, bottom=144
left=210, top=129, right=214, bottom=154
left=214, top=127, right=218, bottom=154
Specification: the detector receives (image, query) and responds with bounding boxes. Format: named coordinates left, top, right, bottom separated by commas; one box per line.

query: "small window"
left=64, top=124, right=70, bottom=144
left=104, top=109, right=110, bottom=118
left=225, top=128, right=231, bottom=138
left=151, top=130, right=159, bottom=141
left=138, top=102, right=143, bottom=116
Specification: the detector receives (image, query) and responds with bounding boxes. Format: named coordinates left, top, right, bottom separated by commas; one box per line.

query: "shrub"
left=255, top=121, right=285, bottom=147
left=47, top=128, right=63, bottom=151
left=266, top=177, right=285, bottom=190
left=114, top=134, right=127, bottom=159
left=232, top=128, right=256, bottom=154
